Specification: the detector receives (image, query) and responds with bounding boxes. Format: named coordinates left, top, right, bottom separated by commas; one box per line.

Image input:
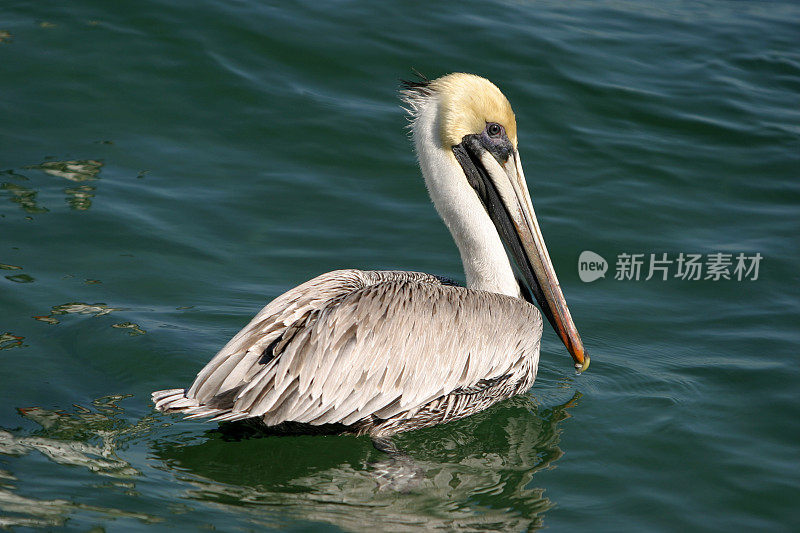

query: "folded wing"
left=153, top=269, right=542, bottom=428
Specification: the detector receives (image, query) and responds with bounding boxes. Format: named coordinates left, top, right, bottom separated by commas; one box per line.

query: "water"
left=1, top=1, right=798, bottom=530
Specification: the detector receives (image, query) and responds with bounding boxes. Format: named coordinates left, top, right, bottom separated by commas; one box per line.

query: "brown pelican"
left=152, top=73, right=589, bottom=449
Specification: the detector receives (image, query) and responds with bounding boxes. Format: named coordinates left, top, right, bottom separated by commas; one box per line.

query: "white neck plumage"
left=410, top=96, right=521, bottom=298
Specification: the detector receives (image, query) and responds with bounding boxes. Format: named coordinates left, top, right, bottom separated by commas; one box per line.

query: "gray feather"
left=152, top=269, right=542, bottom=436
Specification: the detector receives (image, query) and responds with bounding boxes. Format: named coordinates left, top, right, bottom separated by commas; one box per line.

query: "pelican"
left=152, top=73, right=589, bottom=450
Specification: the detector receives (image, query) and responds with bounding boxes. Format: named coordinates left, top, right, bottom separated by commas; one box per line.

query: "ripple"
left=64, top=183, right=95, bottom=210
left=0, top=333, right=25, bottom=350
left=0, top=396, right=162, bottom=528
left=29, top=302, right=150, bottom=338
left=4, top=273, right=33, bottom=283
left=33, top=302, right=122, bottom=325
left=1, top=159, right=105, bottom=213
left=26, top=160, right=102, bottom=182
left=0, top=182, right=48, bottom=214
left=111, top=322, right=146, bottom=336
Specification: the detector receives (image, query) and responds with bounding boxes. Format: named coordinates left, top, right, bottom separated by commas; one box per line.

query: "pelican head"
left=402, top=73, right=589, bottom=372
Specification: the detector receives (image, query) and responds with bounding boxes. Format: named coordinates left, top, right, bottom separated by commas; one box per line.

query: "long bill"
left=453, top=137, right=590, bottom=372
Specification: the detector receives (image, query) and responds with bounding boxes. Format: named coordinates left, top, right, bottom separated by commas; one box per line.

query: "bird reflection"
left=151, top=392, right=580, bottom=532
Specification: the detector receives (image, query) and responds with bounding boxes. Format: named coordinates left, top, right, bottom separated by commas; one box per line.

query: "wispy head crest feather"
left=399, top=69, right=434, bottom=126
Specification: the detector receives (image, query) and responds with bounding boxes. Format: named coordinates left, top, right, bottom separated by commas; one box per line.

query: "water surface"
left=1, top=1, right=798, bottom=531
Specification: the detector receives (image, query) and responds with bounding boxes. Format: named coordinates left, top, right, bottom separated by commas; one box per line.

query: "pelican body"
left=153, top=73, right=588, bottom=441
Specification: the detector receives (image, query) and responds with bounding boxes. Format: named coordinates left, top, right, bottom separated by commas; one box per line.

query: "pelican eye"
left=487, top=123, right=502, bottom=137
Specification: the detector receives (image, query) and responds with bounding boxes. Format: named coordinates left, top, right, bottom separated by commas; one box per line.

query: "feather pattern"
left=153, top=269, right=542, bottom=436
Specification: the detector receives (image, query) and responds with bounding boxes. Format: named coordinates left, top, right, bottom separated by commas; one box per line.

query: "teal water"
left=1, top=1, right=799, bottom=530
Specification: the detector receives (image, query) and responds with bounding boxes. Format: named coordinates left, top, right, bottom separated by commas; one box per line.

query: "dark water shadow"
left=151, top=393, right=580, bottom=531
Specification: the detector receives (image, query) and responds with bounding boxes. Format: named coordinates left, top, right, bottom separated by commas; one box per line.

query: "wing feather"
left=156, top=269, right=542, bottom=428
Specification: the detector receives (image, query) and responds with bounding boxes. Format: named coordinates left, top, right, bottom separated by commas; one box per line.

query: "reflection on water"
left=4, top=273, right=34, bottom=283
left=3, top=397, right=144, bottom=477
left=64, top=184, right=95, bottom=210
left=27, top=160, right=102, bottom=182
left=31, top=159, right=102, bottom=211
left=0, top=160, right=102, bottom=213
left=153, top=394, right=579, bottom=531
left=111, top=321, right=147, bottom=336
left=31, top=302, right=148, bottom=336
left=0, top=386, right=578, bottom=529
left=0, top=486, right=158, bottom=529
left=33, top=302, right=119, bottom=323
left=0, top=182, right=49, bottom=214
left=0, top=333, right=25, bottom=350
left=0, top=396, right=161, bottom=528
